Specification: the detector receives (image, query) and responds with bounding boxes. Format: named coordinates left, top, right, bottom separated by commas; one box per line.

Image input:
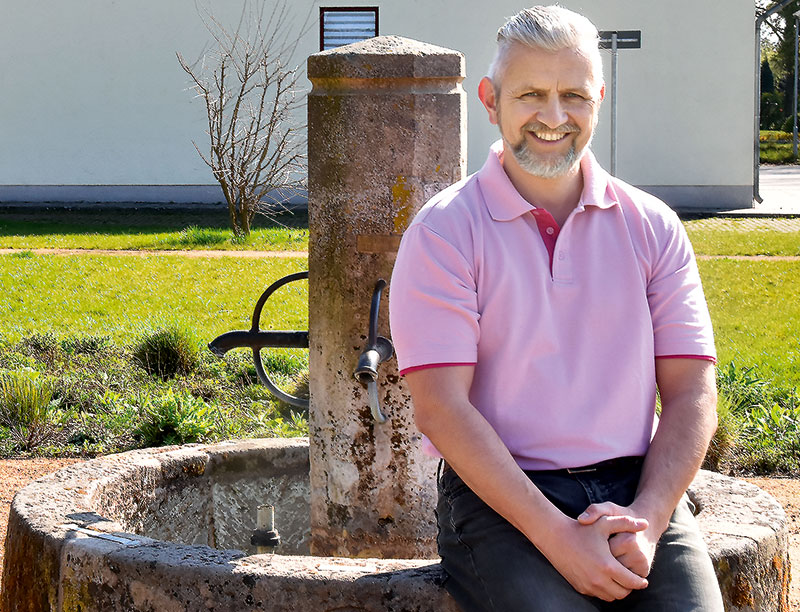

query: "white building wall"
left=0, top=0, right=754, bottom=209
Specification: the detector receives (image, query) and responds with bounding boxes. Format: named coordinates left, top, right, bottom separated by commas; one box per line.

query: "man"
left=389, top=5, right=724, bottom=611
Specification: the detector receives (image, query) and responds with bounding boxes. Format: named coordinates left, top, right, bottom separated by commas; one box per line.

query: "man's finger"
left=608, top=560, right=649, bottom=592
left=600, top=514, right=649, bottom=535
left=577, top=501, right=626, bottom=524
left=609, top=532, right=637, bottom=557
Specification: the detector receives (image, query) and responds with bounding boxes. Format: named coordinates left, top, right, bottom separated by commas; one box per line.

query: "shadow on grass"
left=0, top=209, right=309, bottom=237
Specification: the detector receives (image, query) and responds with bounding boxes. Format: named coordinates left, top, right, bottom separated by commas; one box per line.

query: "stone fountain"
left=1, top=37, right=791, bottom=612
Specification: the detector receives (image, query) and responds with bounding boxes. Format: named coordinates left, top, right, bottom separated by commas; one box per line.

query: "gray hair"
left=488, top=5, right=603, bottom=86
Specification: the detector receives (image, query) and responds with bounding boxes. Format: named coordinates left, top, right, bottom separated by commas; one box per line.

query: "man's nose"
left=537, top=96, right=568, bottom=128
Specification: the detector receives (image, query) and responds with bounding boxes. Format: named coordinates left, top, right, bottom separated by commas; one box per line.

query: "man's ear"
left=599, top=82, right=606, bottom=102
left=478, top=77, right=499, bottom=125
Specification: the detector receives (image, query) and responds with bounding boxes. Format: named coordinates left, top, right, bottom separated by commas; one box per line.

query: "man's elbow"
left=412, top=400, right=439, bottom=438
left=703, top=387, right=719, bottom=442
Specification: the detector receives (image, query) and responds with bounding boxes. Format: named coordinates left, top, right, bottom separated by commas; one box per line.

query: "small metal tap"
left=250, top=504, right=280, bottom=554
left=354, top=279, right=394, bottom=423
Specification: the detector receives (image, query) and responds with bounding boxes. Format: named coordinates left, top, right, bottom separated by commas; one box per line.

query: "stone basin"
left=1, top=439, right=790, bottom=611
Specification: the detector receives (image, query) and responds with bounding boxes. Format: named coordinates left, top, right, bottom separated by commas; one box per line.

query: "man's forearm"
left=576, top=359, right=717, bottom=578
left=407, top=366, right=565, bottom=544
left=406, top=366, right=650, bottom=600
left=631, top=359, right=718, bottom=534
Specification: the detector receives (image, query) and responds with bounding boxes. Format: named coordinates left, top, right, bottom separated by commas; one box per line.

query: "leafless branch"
left=177, top=0, right=311, bottom=237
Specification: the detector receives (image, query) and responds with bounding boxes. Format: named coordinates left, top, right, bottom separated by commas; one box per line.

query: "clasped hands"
left=544, top=501, right=660, bottom=602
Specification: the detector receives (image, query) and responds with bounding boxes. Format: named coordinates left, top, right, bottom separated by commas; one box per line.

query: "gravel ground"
left=0, top=460, right=796, bottom=609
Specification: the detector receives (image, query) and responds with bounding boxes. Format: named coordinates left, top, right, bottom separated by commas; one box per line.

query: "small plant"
left=60, top=335, right=110, bottom=355
left=133, top=389, right=216, bottom=447
left=133, top=326, right=200, bottom=379
left=275, top=367, right=309, bottom=417
left=0, top=372, right=60, bottom=451
left=178, top=226, right=228, bottom=247
left=20, top=332, right=60, bottom=356
left=759, top=130, right=793, bottom=142
left=714, top=362, right=800, bottom=475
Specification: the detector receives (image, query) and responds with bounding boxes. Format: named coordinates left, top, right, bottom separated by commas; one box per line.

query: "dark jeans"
left=436, top=458, right=724, bottom=612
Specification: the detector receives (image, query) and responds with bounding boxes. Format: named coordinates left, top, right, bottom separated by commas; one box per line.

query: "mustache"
left=522, top=122, right=580, bottom=134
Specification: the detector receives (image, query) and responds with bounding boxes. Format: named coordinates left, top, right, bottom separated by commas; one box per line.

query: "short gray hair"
left=488, top=5, right=603, bottom=86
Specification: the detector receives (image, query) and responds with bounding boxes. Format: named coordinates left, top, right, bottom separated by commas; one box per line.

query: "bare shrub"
left=178, top=1, right=309, bottom=238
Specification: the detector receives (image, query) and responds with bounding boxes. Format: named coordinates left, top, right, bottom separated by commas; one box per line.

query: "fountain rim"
left=3, top=438, right=790, bottom=611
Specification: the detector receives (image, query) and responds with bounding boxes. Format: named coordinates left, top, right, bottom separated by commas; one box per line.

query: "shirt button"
left=545, top=227, right=555, bottom=235
left=558, top=251, right=565, bottom=260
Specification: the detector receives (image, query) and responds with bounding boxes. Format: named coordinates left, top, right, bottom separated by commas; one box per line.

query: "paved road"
left=751, top=165, right=800, bottom=214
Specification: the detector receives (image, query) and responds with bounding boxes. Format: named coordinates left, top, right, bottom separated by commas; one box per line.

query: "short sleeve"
left=647, top=221, right=716, bottom=359
left=389, top=223, right=480, bottom=372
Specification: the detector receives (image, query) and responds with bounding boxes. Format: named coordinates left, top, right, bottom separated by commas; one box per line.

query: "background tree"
left=762, top=58, right=776, bottom=94
left=178, top=2, right=308, bottom=238
left=756, top=1, right=800, bottom=129
left=761, top=59, right=785, bottom=129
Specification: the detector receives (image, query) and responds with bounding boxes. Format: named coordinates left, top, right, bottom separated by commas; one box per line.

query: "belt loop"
left=566, top=466, right=598, bottom=474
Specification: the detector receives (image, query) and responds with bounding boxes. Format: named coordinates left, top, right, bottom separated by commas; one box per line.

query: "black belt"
left=441, top=455, right=644, bottom=476
left=550, top=455, right=644, bottom=476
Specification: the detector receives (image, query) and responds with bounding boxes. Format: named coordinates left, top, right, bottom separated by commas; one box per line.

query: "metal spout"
left=251, top=504, right=280, bottom=554
left=354, top=279, right=394, bottom=423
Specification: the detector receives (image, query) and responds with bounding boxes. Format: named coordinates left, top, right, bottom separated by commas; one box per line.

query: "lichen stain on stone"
left=776, top=552, right=791, bottom=610
left=727, top=573, right=755, bottom=607
left=182, top=459, right=206, bottom=477
left=327, top=503, right=352, bottom=528
left=392, top=175, right=416, bottom=233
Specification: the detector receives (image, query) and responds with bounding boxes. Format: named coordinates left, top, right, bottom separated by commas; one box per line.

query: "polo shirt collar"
left=478, top=140, right=619, bottom=222
left=577, top=150, right=619, bottom=212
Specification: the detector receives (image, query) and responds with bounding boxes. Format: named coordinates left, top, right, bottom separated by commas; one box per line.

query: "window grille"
left=320, top=7, right=379, bottom=51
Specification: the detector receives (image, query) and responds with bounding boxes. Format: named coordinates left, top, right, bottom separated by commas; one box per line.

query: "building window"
left=320, top=7, right=379, bottom=51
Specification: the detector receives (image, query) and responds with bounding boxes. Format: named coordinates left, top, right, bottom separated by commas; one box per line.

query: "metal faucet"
left=354, top=279, right=394, bottom=423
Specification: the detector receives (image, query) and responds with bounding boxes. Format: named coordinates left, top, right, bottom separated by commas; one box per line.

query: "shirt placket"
left=530, top=208, right=573, bottom=282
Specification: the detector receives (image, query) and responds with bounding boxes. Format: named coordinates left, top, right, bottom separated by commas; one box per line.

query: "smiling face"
left=480, top=42, right=604, bottom=179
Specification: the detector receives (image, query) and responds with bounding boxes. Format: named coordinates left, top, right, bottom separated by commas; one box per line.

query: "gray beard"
left=510, top=138, right=581, bottom=179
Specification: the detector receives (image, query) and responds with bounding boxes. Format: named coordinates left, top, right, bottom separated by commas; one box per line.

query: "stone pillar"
left=307, top=36, right=465, bottom=558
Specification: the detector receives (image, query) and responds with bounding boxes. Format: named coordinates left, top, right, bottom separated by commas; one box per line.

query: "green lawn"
left=684, top=218, right=800, bottom=257
left=0, top=252, right=308, bottom=344
left=0, top=210, right=797, bottom=471
left=699, top=259, right=800, bottom=390
left=759, top=130, right=799, bottom=164
left=0, top=209, right=309, bottom=252
left=760, top=142, right=797, bottom=164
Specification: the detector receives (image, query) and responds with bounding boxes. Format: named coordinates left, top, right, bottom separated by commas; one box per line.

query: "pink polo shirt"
left=389, top=141, right=716, bottom=470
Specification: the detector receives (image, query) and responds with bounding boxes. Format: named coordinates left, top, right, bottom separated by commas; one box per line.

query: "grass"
left=0, top=252, right=307, bottom=343
left=0, top=208, right=309, bottom=252
left=0, top=245, right=310, bottom=457
left=0, top=209, right=798, bottom=475
left=0, top=333, right=309, bottom=457
left=684, top=218, right=800, bottom=256
left=698, top=259, right=800, bottom=390
left=760, top=142, right=797, bottom=164
left=759, top=130, right=798, bottom=164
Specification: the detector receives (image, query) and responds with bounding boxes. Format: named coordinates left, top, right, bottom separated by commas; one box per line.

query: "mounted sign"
left=598, top=30, right=642, bottom=49
left=320, top=7, right=379, bottom=51
left=597, top=30, right=642, bottom=176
